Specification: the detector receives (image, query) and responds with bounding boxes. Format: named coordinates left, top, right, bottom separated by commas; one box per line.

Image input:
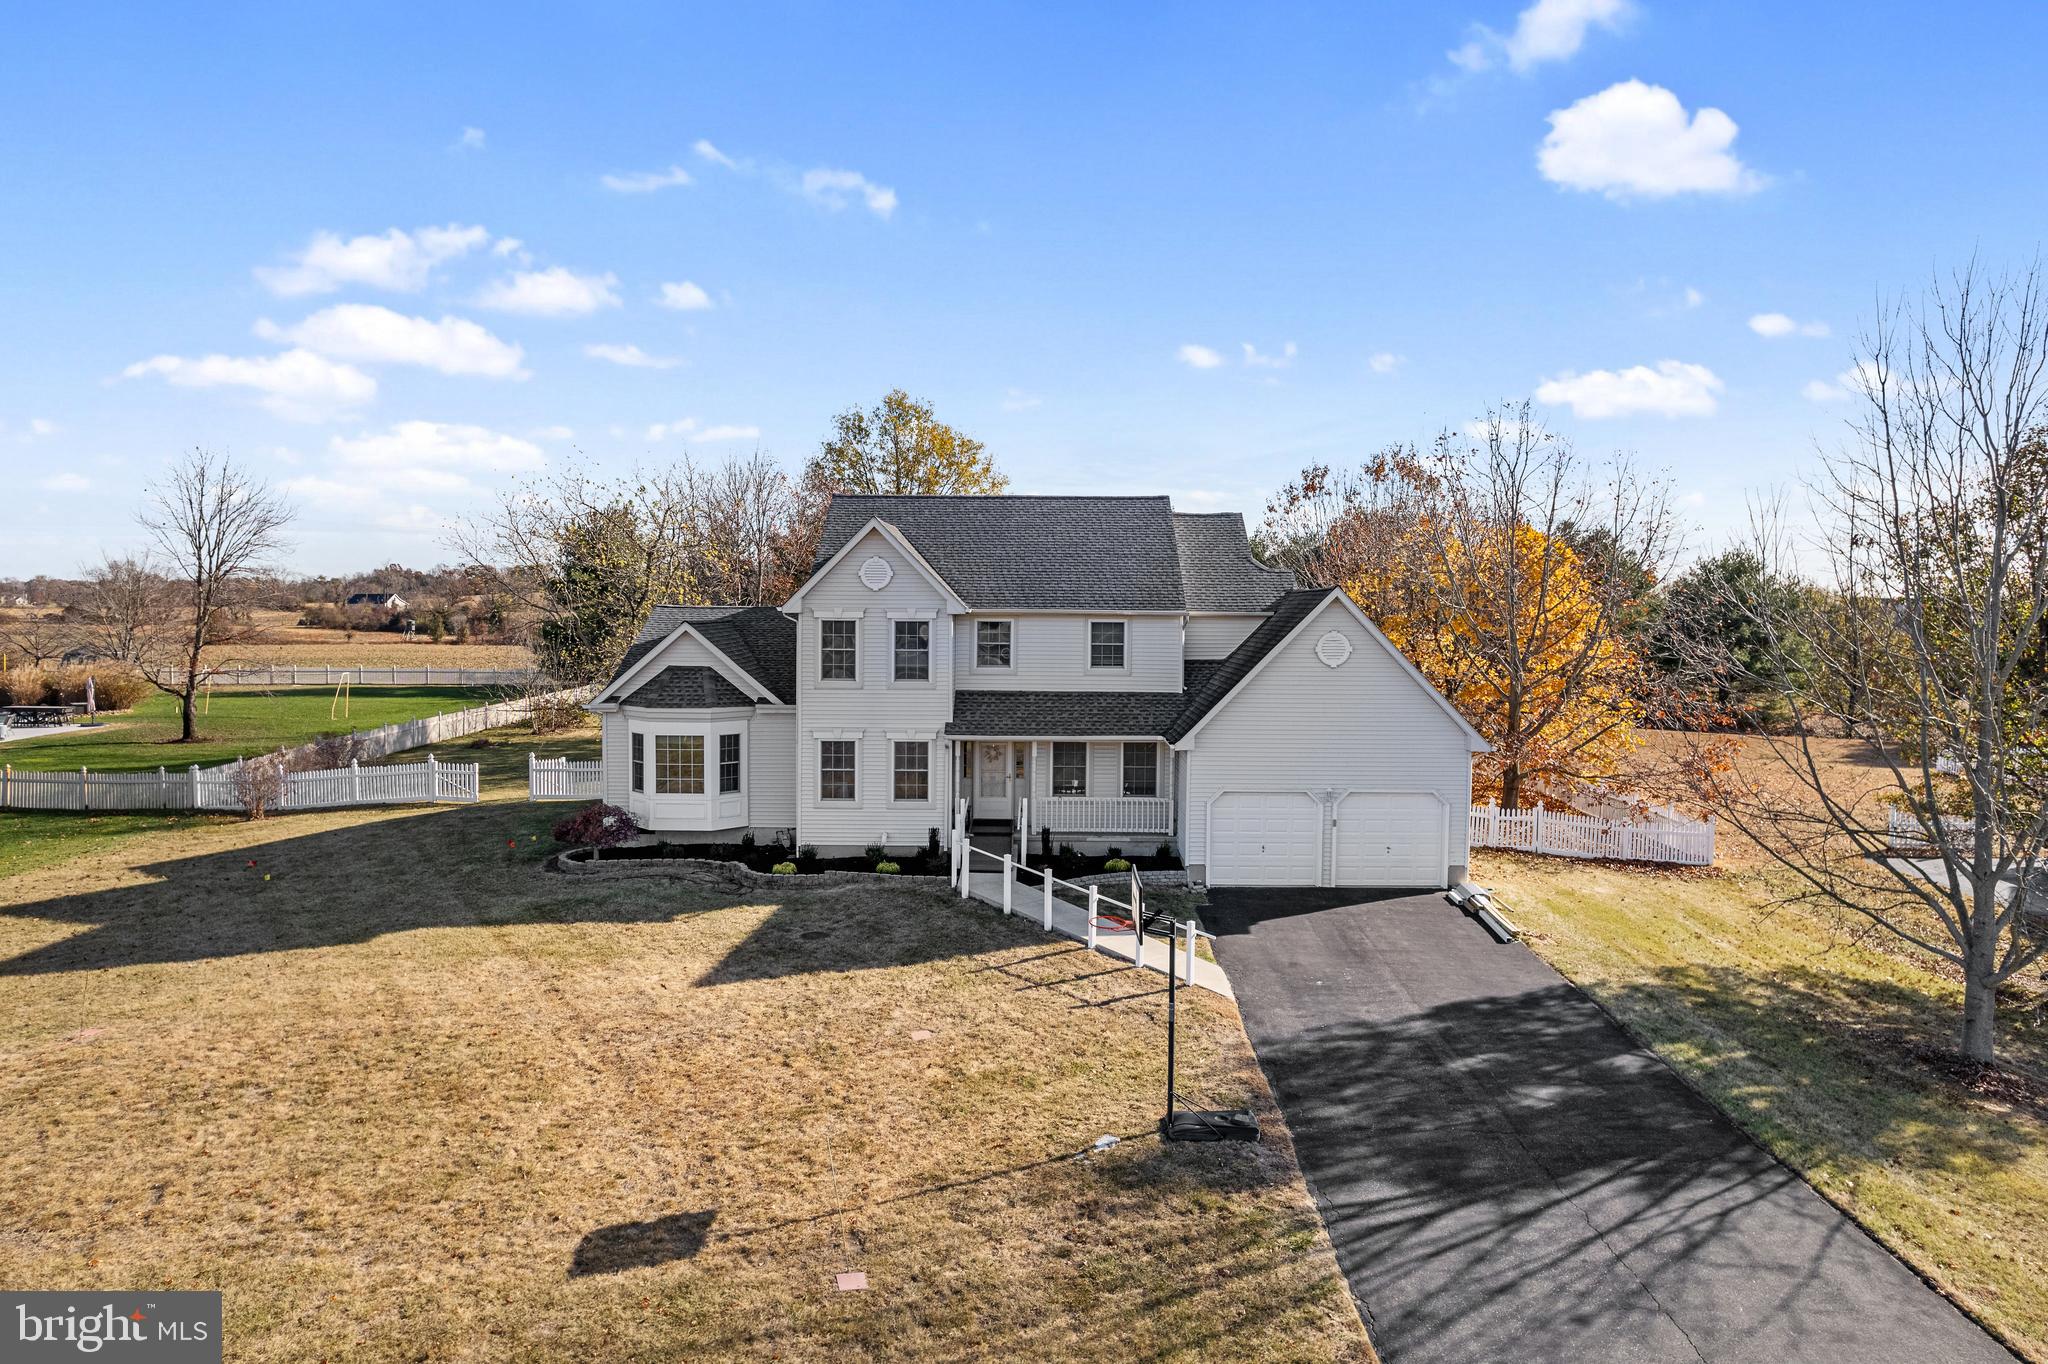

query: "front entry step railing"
left=1036, top=795, right=1172, bottom=835
left=949, top=800, right=1230, bottom=999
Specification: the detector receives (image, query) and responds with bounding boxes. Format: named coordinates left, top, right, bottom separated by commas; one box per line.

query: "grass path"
left=0, top=792, right=1371, bottom=1362
left=1478, top=849, right=2048, bottom=1361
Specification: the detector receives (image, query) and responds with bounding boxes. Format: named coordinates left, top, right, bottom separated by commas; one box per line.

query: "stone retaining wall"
left=554, top=847, right=951, bottom=894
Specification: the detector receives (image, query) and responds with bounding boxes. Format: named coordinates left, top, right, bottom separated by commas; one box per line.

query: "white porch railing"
left=1035, top=795, right=1171, bottom=835
left=1468, top=801, right=1715, bottom=867
left=528, top=754, right=603, bottom=801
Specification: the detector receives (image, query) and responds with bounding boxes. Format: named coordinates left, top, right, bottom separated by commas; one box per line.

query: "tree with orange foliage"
left=1264, top=405, right=1676, bottom=808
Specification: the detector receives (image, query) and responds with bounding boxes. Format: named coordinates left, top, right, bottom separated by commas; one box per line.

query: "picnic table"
left=0, top=704, right=84, bottom=728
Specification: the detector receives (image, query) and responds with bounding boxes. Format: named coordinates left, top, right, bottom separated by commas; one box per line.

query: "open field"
left=0, top=793, right=1372, bottom=1362
left=0, top=686, right=506, bottom=773
left=1478, top=729, right=2048, bottom=1359
left=0, top=606, right=536, bottom=670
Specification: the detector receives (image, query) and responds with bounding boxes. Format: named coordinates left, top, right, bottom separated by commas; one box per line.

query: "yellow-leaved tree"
left=1264, top=406, right=1672, bottom=807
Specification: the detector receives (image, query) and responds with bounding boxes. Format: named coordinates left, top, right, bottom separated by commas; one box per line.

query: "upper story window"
left=1121, top=743, right=1158, bottom=798
left=820, top=618, right=858, bottom=681
left=654, top=734, right=704, bottom=794
left=719, top=733, right=742, bottom=794
left=1052, top=742, right=1088, bottom=797
left=976, top=619, right=1012, bottom=669
left=1089, top=620, right=1126, bottom=670
left=893, top=620, right=930, bottom=681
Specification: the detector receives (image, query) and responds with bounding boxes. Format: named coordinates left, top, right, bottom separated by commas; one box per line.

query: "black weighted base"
left=1160, top=1109, right=1261, bottom=1143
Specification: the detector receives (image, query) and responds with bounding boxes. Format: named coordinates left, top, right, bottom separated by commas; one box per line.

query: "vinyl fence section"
left=1886, top=808, right=1977, bottom=851
left=528, top=755, right=603, bottom=801
left=1, top=757, right=478, bottom=813
left=203, top=667, right=540, bottom=687
left=1469, top=801, right=1716, bottom=867
left=271, top=688, right=591, bottom=767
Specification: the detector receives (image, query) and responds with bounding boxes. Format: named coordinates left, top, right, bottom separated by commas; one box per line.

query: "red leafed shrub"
left=551, top=801, right=640, bottom=849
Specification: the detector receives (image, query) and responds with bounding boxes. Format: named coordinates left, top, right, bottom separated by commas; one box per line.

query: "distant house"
left=345, top=592, right=409, bottom=611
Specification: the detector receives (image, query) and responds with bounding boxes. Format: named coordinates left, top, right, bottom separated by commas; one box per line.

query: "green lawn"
left=1479, top=850, right=2048, bottom=1361
left=0, top=686, right=505, bottom=773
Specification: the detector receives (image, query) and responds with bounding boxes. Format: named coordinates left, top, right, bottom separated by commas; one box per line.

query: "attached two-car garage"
left=1176, top=590, right=1488, bottom=890
left=1206, top=790, right=1448, bottom=888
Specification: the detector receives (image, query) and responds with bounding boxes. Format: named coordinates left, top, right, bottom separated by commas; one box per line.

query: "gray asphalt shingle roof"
left=814, top=495, right=1187, bottom=610
left=946, top=690, right=1193, bottom=738
left=621, top=665, right=758, bottom=709
left=1173, top=513, right=1298, bottom=611
left=603, top=605, right=796, bottom=703
left=1162, top=589, right=1336, bottom=742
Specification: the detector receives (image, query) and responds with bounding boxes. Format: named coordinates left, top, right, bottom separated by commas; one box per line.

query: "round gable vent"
left=1315, top=630, right=1353, bottom=668
left=858, top=555, right=894, bottom=591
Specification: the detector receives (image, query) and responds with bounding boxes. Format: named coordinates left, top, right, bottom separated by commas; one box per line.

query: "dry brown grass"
left=0, top=797, right=1370, bottom=1362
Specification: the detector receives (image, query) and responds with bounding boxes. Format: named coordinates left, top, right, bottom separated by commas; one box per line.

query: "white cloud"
left=1177, top=344, right=1224, bottom=370
left=1451, top=0, right=1632, bottom=73
left=601, top=165, right=693, bottom=193
left=1242, top=341, right=1298, bottom=369
left=1534, top=359, right=1723, bottom=418
left=693, top=138, right=739, bottom=169
left=1802, top=366, right=1880, bottom=404
left=36, top=472, right=90, bottom=493
left=1683, top=286, right=1705, bottom=309
left=255, top=304, right=528, bottom=378
left=656, top=280, right=714, bottom=311
left=321, top=420, right=544, bottom=495
left=585, top=342, right=683, bottom=370
left=119, top=348, right=376, bottom=422
left=800, top=168, right=898, bottom=218
left=1001, top=388, right=1043, bottom=412
left=644, top=418, right=761, bottom=443
left=530, top=425, right=576, bottom=441
left=454, top=126, right=486, bottom=152
left=1368, top=352, right=1406, bottom=374
left=255, top=224, right=490, bottom=297
left=1538, top=81, right=1765, bottom=201
left=475, top=267, right=621, bottom=316
left=29, top=418, right=57, bottom=436
left=1749, top=312, right=1831, bottom=339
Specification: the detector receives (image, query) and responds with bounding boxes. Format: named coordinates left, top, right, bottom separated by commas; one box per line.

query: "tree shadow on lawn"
left=1254, top=972, right=2022, bottom=1362
left=0, top=803, right=1043, bottom=982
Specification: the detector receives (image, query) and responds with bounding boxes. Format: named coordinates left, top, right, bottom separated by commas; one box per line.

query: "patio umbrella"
left=85, top=674, right=95, bottom=717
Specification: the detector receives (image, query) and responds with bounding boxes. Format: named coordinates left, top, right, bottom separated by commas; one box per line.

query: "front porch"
left=954, top=737, right=1174, bottom=840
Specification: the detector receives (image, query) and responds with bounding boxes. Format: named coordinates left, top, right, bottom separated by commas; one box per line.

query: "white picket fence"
left=0, top=756, right=479, bottom=813
left=271, top=688, right=587, bottom=766
left=1886, top=808, right=1977, bottom=851
left=1469, top=801, right=1716, bottom=866
left=204, top=666, right=539, bottom=687
left=528, top=755, right=603, bottom=801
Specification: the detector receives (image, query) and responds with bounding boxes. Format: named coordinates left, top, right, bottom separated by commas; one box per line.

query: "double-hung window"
left=975, top=619, right=1012, bottom=669
left=893, top=620, right=930, bottom=681
left=630, top=732, right=645, bottom=793
left=719, top=733, right=742, bottom=794
left=1121, top=743, right=1158, bottom=798
left=819, top=740, right=857, bottom=801
left=1089, top=620, right=1126, bottom=670
left=893, top=741, right=929, bottom=801
left=654, top=734, right=704, bottom=794
left=1052, top=742, right=1088, bottom=797
left=820, top=618, right=858, bottom=681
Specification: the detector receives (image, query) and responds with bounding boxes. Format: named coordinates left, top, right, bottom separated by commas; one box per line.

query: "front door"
left=976, top=741, right=1012, bottom=819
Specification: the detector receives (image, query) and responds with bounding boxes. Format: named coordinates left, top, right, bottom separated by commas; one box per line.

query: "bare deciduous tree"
left=1691, top=263, right=2048, bottom=1063
left=0, top=608, right=71, bottom=669
left=136, top=450, right=295, bottom=741
left=75, top=555, right=164, bottom=667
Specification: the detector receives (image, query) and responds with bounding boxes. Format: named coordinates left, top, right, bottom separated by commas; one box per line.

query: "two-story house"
left=584, top=494, right=1487, bottom=888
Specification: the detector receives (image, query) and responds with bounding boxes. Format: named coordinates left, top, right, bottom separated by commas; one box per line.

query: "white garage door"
left=1209, top=791, right=1322, bottom=886
left=1335, top=793, right=1446, bottom=887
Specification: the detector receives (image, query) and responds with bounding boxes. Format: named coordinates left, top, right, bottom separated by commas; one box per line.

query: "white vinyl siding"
left=796, top=526, right=955, bottom=850
left=950, top=613, right=1182, bottom=692
left=600, top=709, right=630, bottom=805
left=747, top=708, right=797, bottom=830
left=1181, top=597, right=1473, bottom=886
left=1185, top=614, right=1266, bottom=659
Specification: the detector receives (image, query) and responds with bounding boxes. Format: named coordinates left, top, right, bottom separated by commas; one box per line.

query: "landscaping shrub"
left=771, top=861, right=797, bottom=874
left=0, top=669, right=51, bottom=706
left=1155, top=841, right=1177, bottom=862
left=552, top=801, right=640, bottom=849
left=875, top=860, right=902, bottom=874
left=80, top=667, right=150, bottom=711
left=863, top=842, right=886, bottom=864
left=926, top=827, right=941, bottom=859
left=1104, top=858, right=1132, bottom=873
left=306, top=730, right=371, bottom=768
left=526, top=692, right=582, bottom=735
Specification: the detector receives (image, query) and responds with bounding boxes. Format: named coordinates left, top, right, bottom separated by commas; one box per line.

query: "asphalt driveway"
left=1205, top=887, right=2014, bottom=1364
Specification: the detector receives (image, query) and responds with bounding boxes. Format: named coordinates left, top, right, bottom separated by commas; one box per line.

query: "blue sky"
left=4, top=1, right=2045, bottom=577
